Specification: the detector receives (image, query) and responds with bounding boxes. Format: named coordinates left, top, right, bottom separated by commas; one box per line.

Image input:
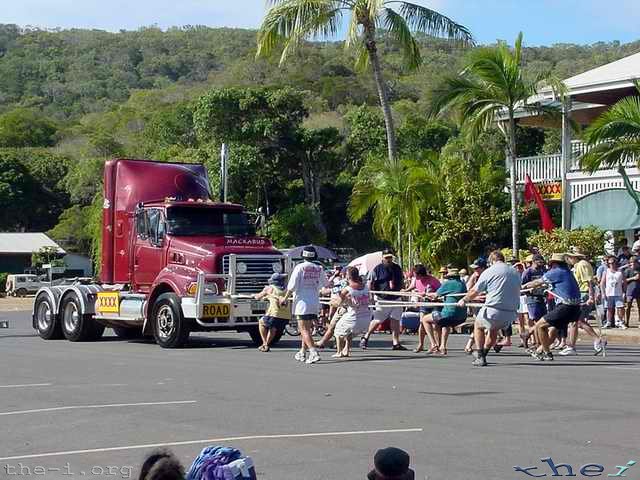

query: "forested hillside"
left=1, top=23, right=638, bottom=264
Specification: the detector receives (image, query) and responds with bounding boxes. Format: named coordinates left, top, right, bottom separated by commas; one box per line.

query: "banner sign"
left=536, top=182, right=562, bottom=201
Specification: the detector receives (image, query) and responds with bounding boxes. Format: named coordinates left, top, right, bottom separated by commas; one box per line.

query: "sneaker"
left=602, top=323, right=614, bottom=329
left=472, top=351, right=487, bottom=367
left=294, top=350, right=306, bottom=362
left=618, top=323, right=628, bottom=330
left=360, top=336, right=369, bottom=350
left=532, top=350, right=545, bottom=361
left=559, top=346, right=577, bottom=356
left=392, top=344, right=407, bottom=351
left=543, top=352, right=554, bottom=361
left=593, top=339, right=603, bottom=355
left=306, top=351, right=321, bottom=364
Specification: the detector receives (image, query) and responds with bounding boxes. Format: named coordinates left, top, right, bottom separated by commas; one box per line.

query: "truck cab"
left=32, top=159, right=287, bottom=348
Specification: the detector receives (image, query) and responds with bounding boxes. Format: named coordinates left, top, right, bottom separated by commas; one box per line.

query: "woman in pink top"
left=405, top=265, right=441, bottom=352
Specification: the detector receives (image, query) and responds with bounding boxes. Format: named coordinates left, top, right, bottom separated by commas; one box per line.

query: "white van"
left=6, top=274, right=43, bottom=297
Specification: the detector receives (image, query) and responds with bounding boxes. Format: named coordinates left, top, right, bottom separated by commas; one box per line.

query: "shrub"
left=527, top=226, right=605, bottom=260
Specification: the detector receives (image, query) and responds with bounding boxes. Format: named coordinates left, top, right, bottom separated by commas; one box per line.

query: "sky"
left=3, top=0, right=640, bottom=46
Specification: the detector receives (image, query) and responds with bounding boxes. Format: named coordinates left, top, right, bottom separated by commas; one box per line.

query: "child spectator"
left=253, top=273, right=290, bottom=352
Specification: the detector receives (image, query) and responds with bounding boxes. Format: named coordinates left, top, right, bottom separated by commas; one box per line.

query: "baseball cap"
left=532, top=254, right=545, bottom=263
left=268, top=273, right=286, bottom=288
left=302, top=245, right=317, bottom=259
left=470, top=258, right=487, bottom=269
left=367, top=447, right=415, bottom=480
left=382, top=248, right=395, bottom=258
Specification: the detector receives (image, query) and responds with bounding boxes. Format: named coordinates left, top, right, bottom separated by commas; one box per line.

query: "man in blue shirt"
left=522, top=253, right=582, bottom=361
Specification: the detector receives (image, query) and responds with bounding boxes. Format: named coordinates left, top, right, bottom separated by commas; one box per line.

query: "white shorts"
left=373, top=305, right=402, bottom=322
left=477, top=306, right=517, bottom=331
left=518, top=295, right=528, bottom=315
left=334, top=315, right=370, bottom=337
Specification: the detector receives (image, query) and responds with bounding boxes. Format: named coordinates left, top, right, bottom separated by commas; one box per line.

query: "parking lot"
left=2, top=307, right=640, bottom=479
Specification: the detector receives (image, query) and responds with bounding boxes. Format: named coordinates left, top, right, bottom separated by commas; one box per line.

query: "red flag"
left=524, top=174, right=555, bottom=232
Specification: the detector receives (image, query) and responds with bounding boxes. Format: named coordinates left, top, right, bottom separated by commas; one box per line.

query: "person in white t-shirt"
left=281, top=246, right=329, bottom=364
left=600, top=256, right=627, bottom=329
left=632, top=232, right=640, bottom=255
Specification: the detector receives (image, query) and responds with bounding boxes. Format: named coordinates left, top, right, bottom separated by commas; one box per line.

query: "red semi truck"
left=32, top=159, right=287, bottom=348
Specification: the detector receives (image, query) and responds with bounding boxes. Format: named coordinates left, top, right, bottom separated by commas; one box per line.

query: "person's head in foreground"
left=138, top=449, right=184, bottom=480
left=302, top=245, right=317, bottom=261
left=367, top=447, right=415, bottom=480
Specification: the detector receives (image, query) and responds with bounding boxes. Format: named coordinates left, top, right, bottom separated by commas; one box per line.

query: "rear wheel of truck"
left=152, top=293, right=189, bottom=348
left=247, top=325, right=283, bottom=347
left=60, top=293, right=105, bottom=341
left=113, top=326, right=143, bottom=339
left=34, top=294, right=63, bottom=340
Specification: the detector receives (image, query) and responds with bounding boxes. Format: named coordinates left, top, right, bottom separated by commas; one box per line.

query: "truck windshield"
left=166, top=206, right=256, bottom=236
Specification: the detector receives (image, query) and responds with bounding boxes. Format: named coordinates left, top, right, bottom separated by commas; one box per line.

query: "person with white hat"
left=522, top=253, right=582, bottom=361
left=360, top=248, right=407, bottom=351
left=280, top=245, right=328, bottom=364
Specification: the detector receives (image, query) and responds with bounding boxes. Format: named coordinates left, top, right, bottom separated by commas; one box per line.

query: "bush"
left=0, top=272, right=8, bottom=293
left=527, top=226, right=605, bottom=260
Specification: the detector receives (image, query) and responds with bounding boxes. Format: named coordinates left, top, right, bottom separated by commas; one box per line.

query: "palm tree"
left=349, top=155, right=437, bottom=265
left=581, top=83, right=640, bottom=212
left=256, top=0, right=473, bottom=164
left=431, top=32, right=558, bottom=257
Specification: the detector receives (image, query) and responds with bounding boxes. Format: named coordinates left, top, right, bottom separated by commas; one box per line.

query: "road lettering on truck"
left=202, top=304, right=230, bottom=318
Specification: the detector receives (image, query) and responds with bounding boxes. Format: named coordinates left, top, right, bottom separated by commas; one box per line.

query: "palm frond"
left=256, top=0, right=344, bottom=63
left=580, top=140, right=640, bottom=172
left=584, top=95, right=640, bottom=145
left=382, top=8, right=421, bottom=69
left=393, top=1, right=474, bottom=45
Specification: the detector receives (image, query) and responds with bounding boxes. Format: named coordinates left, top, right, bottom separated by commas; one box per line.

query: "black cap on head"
left=268, top=273, right=286, bottom=288
left=532, top=254, right=545, bottom=263
left=470, top=258, right=488, bottom=269
left=302, top=245, right=317, bottom=259
left=368, top=447, right=414, bottom=480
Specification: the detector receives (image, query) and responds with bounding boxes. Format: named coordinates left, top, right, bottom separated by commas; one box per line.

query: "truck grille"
left=222, top=255, right=284, bottom=294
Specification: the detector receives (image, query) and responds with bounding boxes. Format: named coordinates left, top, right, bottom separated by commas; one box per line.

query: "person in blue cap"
left=253, top=273, right=291, bottom=352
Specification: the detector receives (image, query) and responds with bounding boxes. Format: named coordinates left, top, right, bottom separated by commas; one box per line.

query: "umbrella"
left=348, top=251, right=383, bottom=276
left=284, top=244, right=338, bottom=261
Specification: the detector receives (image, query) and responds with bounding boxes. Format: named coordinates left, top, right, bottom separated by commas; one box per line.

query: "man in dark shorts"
left=522, top=253, right=582, bottom=361
left=360, top=248, right=407, bottom=351
left=520, top=254, right=547, bottom=348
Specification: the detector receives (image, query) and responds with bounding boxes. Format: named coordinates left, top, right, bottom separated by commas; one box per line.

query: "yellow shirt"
left=573, top=259, right=593, bottom=293
left=265, top=286, right=292, bottom=320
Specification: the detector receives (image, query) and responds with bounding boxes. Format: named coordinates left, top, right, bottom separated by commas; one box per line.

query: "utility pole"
left=561, top=97, right=572, bottom=229
left=220, top=143, right=229, bottom=203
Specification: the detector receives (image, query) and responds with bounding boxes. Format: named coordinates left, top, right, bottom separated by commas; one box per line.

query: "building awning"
left=571, top=189, right=640, bottom=231
left=0, top=233, right=65, bottom=255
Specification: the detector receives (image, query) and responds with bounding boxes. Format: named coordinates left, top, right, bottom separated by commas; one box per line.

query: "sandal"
left=493, top=345, right=503, bottom=353
left=438, top=348, right=448, bottom=356
left=426, top=346, right=439, bottom=354
left=413, top=346, right=424, bottom=353
left=332, top=352, right=346, bottom=358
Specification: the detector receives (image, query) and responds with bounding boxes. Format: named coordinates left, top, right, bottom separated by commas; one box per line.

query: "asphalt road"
left=1, top=310, right=640, bottom=480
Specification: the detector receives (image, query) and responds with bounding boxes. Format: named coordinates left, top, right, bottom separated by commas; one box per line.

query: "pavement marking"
left=0, top=383, right=52, bottom=389
left=0, top=428, right=423, bottom=461
left=0, top=400, right=197, bottom=417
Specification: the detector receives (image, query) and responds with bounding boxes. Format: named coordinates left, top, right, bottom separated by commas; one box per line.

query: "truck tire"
left=247, top=325, right=283, bottom=347
left=34, top=294, right=63, bottom=340
left=60, top=293, right=105, bottom=341
left=152, top=293, right=190, bottom=348
left=113, top=326, right=143, bottom=339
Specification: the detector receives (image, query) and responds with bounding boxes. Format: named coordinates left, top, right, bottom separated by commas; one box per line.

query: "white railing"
left=516, top=140, right=639, bottom=183
left=515, top=153, right=562, bottom=183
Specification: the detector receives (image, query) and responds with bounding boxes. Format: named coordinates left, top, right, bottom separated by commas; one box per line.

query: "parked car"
left=6, top=274, right=44, bottom=297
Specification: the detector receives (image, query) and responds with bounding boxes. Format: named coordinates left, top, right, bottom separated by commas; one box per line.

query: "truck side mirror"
left=135, top=209, right=148, bottom=240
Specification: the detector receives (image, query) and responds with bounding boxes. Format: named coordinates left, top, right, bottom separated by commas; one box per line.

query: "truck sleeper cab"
left=32, top=158, right=287, bottom=348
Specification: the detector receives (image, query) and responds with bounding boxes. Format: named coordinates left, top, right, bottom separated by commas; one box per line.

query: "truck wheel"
left=247, top=325, right=284, bottom=347
left=60, top=293, right=105, bottom=341
left=34, top=294, right=63, bottom=340
left=113, top=326, right=143, bottom=339
left=152, top=293, right=189, bottom=348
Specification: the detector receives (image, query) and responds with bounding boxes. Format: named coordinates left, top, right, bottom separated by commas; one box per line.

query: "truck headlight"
left=272, top=262, right=283, bottom=273
left=236, top=262, right=248, bottom=274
